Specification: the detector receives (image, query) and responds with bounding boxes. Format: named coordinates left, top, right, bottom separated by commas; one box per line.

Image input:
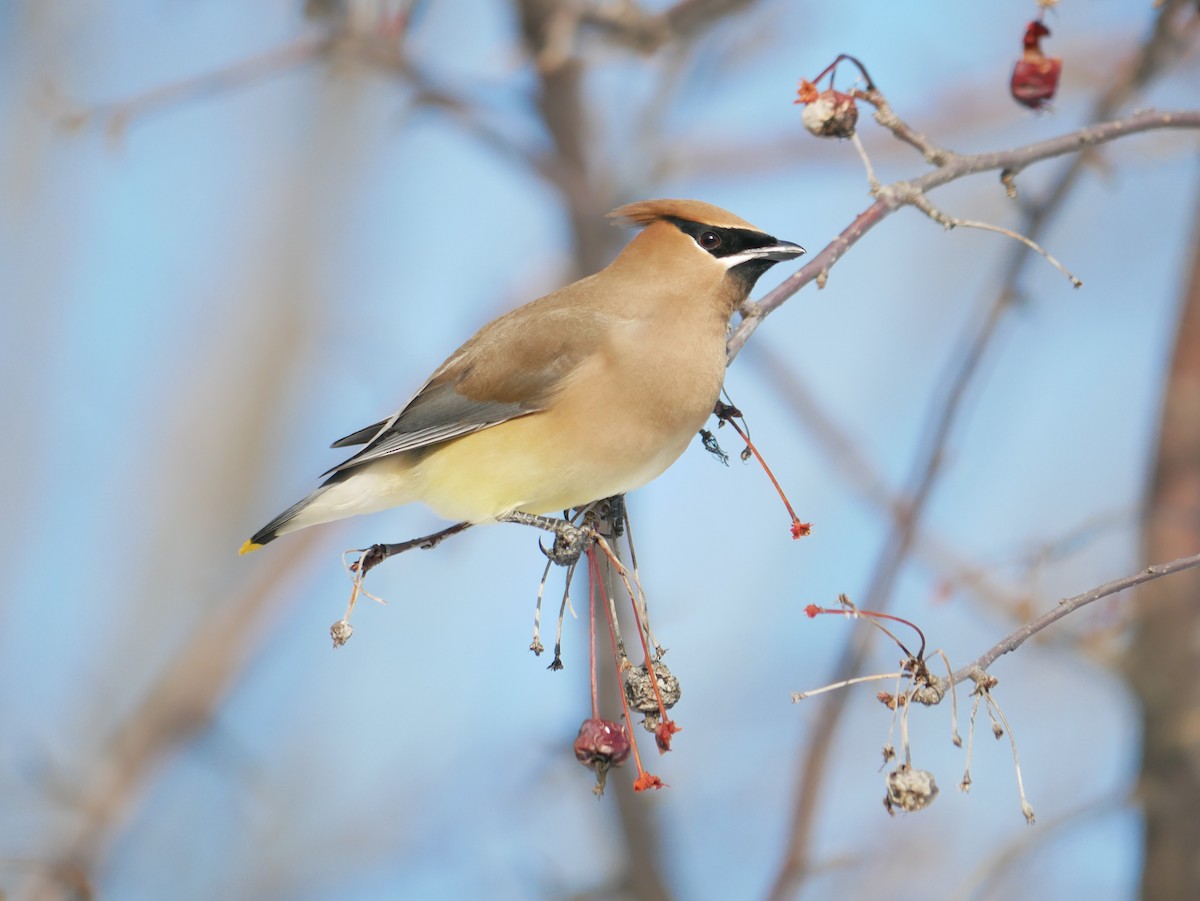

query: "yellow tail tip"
left=239, top=539, right=263, bottom=556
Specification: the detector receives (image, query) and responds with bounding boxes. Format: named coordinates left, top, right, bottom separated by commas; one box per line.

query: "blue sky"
left=1, top=1, right=1197, bottom=898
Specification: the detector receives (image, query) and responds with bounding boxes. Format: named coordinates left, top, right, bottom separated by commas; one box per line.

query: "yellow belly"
left=408, top=407, right=701, bottom=522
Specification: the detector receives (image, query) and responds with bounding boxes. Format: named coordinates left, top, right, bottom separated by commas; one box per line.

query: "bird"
left=240, top=199, right=803, bottom=555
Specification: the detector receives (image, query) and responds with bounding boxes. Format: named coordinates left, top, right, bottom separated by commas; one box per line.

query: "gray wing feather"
left=323, top=295, right=608, bottom=477
left=330, top=419, right=389, bottom=448
left=322, top=380, right=537, bottom=476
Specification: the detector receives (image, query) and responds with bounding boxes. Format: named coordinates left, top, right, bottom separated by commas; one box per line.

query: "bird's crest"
left=609, top=199, right=761, bottom=232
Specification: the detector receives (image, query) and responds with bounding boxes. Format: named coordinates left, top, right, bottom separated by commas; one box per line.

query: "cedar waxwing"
left=240, top=199, right=803, bottom=554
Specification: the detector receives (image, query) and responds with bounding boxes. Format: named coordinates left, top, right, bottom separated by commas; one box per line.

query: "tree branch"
left=729, top=108, right=1200, bottom=362
left=952, top=552, right=1200, bottom=684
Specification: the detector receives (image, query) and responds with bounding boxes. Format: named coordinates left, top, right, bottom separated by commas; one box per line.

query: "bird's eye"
left=698, top=231, right=722, bottom=250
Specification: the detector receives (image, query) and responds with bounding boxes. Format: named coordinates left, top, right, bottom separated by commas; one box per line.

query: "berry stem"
left=588, top=551, right=600, bottom=718
left=720, top=414, right=810, bottom=538
left=591, top=545, right=661, bottom=789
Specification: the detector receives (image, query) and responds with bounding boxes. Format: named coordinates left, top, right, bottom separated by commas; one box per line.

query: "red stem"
left=592, top=546, right=654, bottom=784
left=588, top=552, right=600, bottom=718
left=723, top=416, right=805, bottom=532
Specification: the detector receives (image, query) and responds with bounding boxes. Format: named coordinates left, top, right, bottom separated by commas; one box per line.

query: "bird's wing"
left=330, top=420, right=388, bottom=448
left=325, top=298, right=611, bottom=475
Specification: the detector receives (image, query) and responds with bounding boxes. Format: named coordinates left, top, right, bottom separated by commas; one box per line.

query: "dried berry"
left=800, top=88, right=858, bottom=138
left=884, top=764, right=939, bottom=815
left=624, top=660, right=681, bottom=713
left=330, top=619, right=354, bottom=648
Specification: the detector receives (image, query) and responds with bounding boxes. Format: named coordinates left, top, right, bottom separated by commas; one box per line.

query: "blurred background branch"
left=1125, top=195, right=1200, bottom=901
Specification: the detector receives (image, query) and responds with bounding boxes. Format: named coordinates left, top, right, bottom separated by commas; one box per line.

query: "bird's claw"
left=539, top=524, right=591, bottom=566
left=349, top=543, right=390, bottom=576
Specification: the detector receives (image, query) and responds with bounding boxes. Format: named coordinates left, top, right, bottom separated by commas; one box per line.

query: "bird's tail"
left=239, top=484, right=334, bottom=554
left=239, top=460, right=416, bottom=555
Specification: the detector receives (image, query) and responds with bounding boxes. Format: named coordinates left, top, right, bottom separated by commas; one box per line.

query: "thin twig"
left=980, top=686, right=1037, bottom=824
left=910, top=194, right=1083, bottom=287
left=530, top=557, right=555, bottom=655
left=791, top=671, right=904, bottom=702
left=849, top=131, right=879, bottom=191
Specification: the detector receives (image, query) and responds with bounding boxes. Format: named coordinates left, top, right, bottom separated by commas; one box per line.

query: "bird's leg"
left=350, top=520, right=474, bottom=577
left=331, top=520, right=473, bottom=648
left=499, top=510, right=594, bottom=566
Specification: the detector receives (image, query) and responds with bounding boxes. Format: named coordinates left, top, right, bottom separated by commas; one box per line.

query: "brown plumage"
left=241, top=199, right=803, bottom=553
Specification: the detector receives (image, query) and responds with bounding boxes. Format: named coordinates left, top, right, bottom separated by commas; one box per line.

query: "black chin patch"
left=727, top=257, right=779, bottom=286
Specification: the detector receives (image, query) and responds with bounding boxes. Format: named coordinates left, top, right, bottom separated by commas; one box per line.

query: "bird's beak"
left=755, top=239, right=806, bottom=262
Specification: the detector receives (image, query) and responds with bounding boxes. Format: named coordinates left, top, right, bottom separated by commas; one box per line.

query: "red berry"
left=1011, top=56, right=1062, bottom=109
left=574, top=717, right=632, bottom=795
left=1011, top=20, right=1062, bottom=110
left=573, top=718, right=631, bottom=769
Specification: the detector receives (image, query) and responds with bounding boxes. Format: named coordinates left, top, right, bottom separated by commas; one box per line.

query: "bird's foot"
left=499, top=511, right=595, bottom=567
left=539, top=523, right=591, bottom=566
left=350, top=543, right=391, bottom=577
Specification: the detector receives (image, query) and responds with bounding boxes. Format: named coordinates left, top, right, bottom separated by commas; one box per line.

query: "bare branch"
left=730, top=107, right=1200, bottom=362
left=953, top=553, right=1200, bottom=683
left=62, top=33, right=336, bottom=140
left=909, top=194, right=1083, bottom=288
left=579, top=0, right=758, bottom=52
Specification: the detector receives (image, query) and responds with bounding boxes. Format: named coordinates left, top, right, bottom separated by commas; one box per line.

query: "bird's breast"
left=601, top=314, right=728, bottom=429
